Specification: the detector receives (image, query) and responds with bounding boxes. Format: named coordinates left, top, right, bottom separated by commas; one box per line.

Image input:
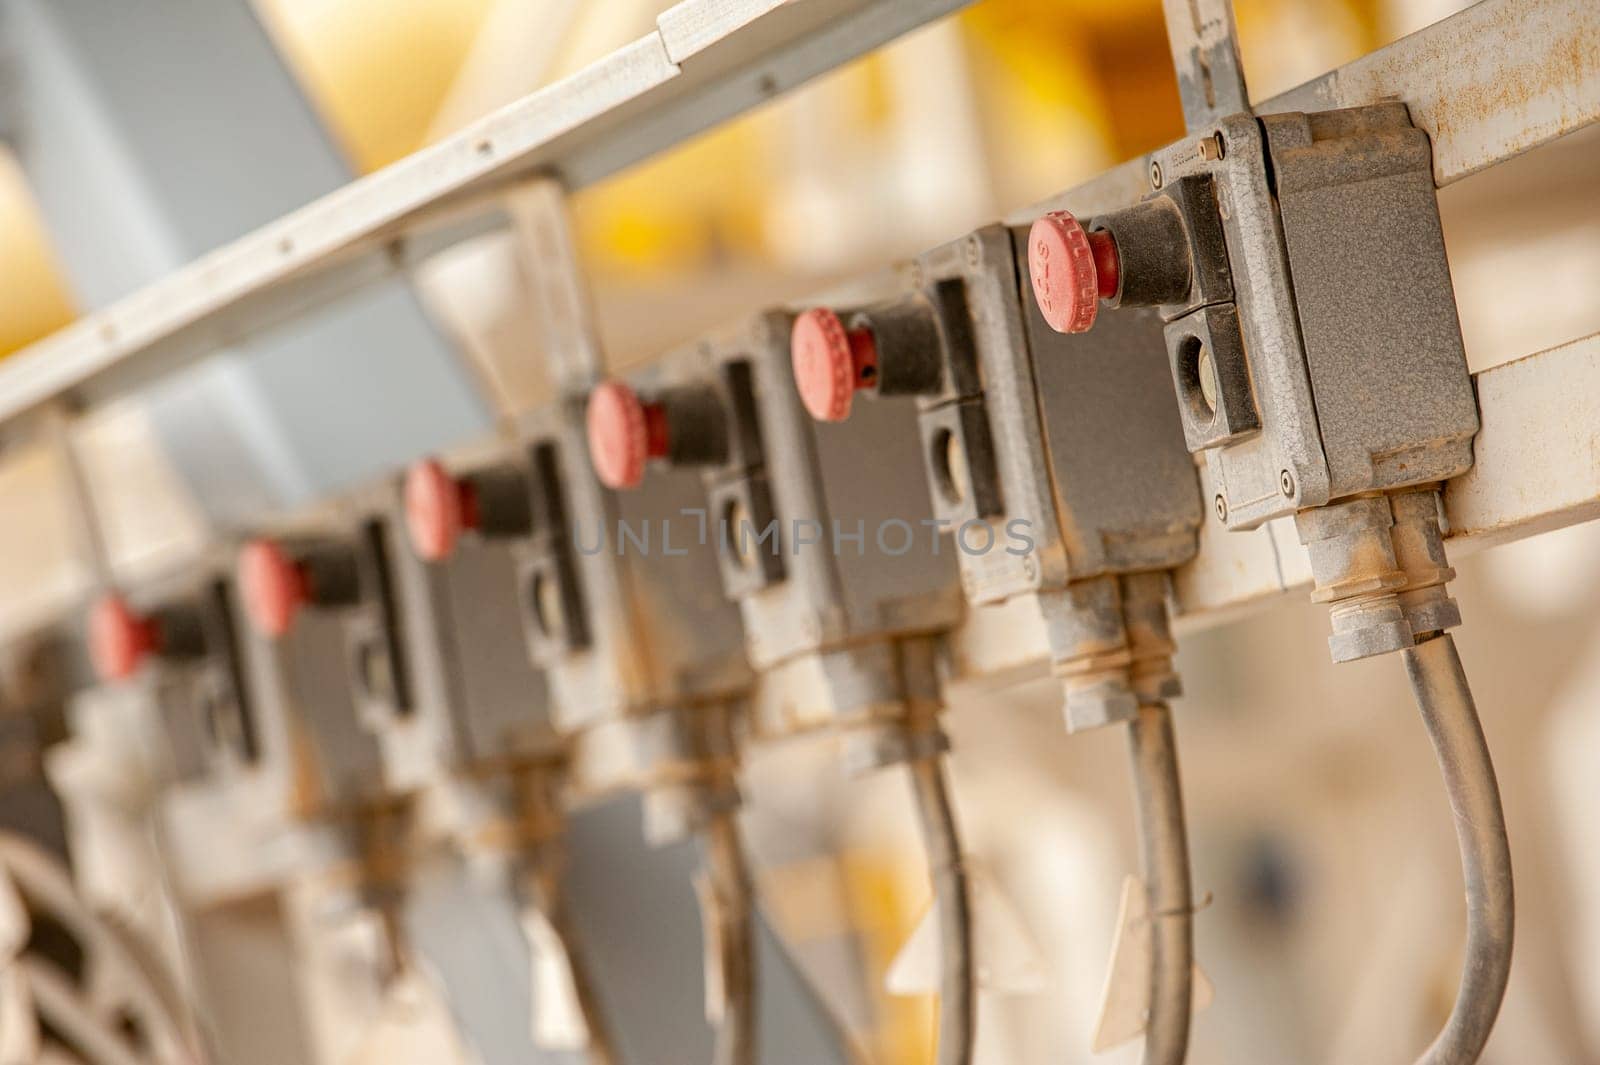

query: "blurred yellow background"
left=0, top=0, right=1409, bottom=359
left=0, top=151, right=77, bottom=355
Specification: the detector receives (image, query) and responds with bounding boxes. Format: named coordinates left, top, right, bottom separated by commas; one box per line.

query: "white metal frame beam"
left=0, top=0, right=971, bottom=429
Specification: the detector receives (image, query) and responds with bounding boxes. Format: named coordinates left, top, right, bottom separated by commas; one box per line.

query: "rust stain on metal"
left=1329, top=0, right=1600, bottom=184
left=1427, top=7, right=1595, bottom=156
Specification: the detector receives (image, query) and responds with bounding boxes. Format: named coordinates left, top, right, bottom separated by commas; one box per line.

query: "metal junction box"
left=516, top=398, right=753, bottom=734
left=245, top=497, right=435, bottom=810
left=905, top=227, right=1202, bottom=607
left=819, top=226, right=1205, bottom=687
left=478, top=400, right=754, bottom=830
left=381, top=474, right=561, bottom=775
left=645, top=315, right=965, bottom=735
left=1141, top=103, right=1478, bottom=529
left=104, top=572, right=261, bottom=784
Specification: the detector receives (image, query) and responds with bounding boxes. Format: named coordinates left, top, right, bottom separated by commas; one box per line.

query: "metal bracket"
left=1161, top=0, right=1250, bottom=131
left=507, top=178, right=605, bottom=397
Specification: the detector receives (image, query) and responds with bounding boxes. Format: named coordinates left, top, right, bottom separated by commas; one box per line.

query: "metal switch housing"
left=381, top=474, right=562, bottom=776
left=909, top=226, right=1203, bottom=700
left=471, top=398, right=756, bottom=838
left=109, top=574, right=261, bottom=782
left=518, top=396, right=753, bottom=736
left=246, top=498, right=437, bottom=807
left=1141, top=103, right=1477, bottom=529
left=656, top=311, right=965, bottom=738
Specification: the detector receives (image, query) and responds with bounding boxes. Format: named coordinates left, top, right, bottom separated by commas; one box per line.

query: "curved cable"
left=1402, top=633, right=1514, bottom=1065
left=906, top=753, right=975, bottom=1065
left=18, top=959, right=146, bottom=1065
left=1126, top=702, right=1194, bottom=1065
left=700, top=808, right=758, bottom=1065
left=0, top=835, right=198, bottom=1064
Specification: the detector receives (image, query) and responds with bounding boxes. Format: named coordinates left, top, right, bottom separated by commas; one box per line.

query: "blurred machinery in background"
left=0, top=1, right=1597, bottom=1064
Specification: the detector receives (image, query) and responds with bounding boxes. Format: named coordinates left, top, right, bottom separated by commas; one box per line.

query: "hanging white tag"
left=694, top=873, right=728, bottom=1025
left=885, top=863, right=1047, bottom=997
left=0, top=869, right=27, bottom=960
left=0, top=965, right=40, bottom=1065
left=522, top=906, right=591, bottom=1050
left=347, top=968, right=472, bottom=1065
left=1091, top=875, right=1213, bottom=1053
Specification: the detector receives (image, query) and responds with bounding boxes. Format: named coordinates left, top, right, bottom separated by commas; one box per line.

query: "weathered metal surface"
left=375, top=474, right=563, bottom=770
left=515, top=396, right=753, bottom=738
left=1263, top=0, right=1600, bottom=187
left=1, top=0, right=1596, bottom=698
left=1170, top=473, right=1308, bottom=626
left=1156, top=114, right=1331, bottom=531
left=830, top=221, right=1203, bottom=729
left=706, top=314, right=962, bottom=656
left=1019, top=0, right=1600, bottom=232
left=914, top=227, right=1062, bottom=604
left=1261, top=107, right=1477, bottom=499
left=1005, top=157, right=1153, bottom=228
left=1161, top=0, right=1250, bottom=130
left=627, top=311, right=962, bottom=741
left=1013, top=233, right=1203, bottom=582
left=1134, top=103, right=1478, bottom=531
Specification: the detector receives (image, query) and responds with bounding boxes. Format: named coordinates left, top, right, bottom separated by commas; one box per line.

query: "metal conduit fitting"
left=1294, top=496, right=1413, bottom=662
left=1389, top=487, right=1462, bottom=637
left=1120, top=571, right=1183, bottom=707
left=1043, top=577, right=1140, bottom=732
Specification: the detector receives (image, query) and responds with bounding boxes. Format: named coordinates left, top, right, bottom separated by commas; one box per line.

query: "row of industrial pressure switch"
left=77, top=99, right=1507, bottom=1065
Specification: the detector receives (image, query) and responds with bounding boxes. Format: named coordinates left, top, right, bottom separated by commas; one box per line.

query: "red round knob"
left=586, top=380, right=667, bottom=490
left=238, top=539, right=307, bottom=638
left=88, top=595, right=159, bottom=681
left=1027, top=211, right=1120, bottom=334
left=791, top=308, right=878, bottom=422
left=404, top=459, right=476, bottom=561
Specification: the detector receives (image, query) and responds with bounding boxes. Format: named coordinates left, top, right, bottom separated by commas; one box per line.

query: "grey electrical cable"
left=907, top=753, right=976, bottom=1065
left=1126, top=702, right=1194, bottom=1065
left=701, top=808, right=758, bottom=1065
left=1403, top=632, right=1514, bottom=1065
